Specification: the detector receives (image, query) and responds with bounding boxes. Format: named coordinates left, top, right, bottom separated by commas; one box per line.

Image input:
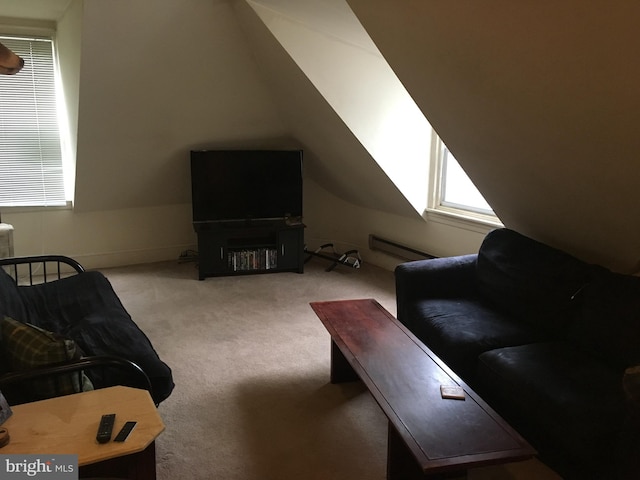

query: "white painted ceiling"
left=0, top=0, right=71, bottom=21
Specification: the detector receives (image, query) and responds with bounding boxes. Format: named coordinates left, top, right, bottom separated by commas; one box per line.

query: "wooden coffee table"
left=310, top=298, right=535, bottom=479
left=2, top=386, right=164, bottom=480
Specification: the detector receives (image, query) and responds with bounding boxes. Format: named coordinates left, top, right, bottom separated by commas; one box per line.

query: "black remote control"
left=114, top=421, right=137, bottom=442
left=96, top=413, right=115, bottom=444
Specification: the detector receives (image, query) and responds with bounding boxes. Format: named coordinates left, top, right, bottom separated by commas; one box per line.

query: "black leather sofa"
left=0, top=255, right=174, bottom=405
left=395, top=228, right=640, bottom=479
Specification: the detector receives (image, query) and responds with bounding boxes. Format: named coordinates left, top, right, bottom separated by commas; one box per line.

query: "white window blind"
left=0, top=35, right=66, bottom=207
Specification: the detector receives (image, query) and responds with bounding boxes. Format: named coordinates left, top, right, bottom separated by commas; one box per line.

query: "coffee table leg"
left=387, top=421, right=425, bottom=480
left=330, top=340, right=360, bottom=383
left=387, top=422, right=467, bottom=480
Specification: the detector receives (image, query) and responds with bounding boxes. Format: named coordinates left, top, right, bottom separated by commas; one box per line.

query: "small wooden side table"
left=1, top=386, right=165, bottom=480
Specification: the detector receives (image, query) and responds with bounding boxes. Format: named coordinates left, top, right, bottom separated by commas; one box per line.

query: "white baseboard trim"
left=70, top=244, right=198, bottom=270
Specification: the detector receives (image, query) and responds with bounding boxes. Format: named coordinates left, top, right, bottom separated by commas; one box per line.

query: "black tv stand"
left=194, top=220, right=304, bottom=280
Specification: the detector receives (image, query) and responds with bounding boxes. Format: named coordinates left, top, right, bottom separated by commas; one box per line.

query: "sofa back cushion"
left=476, top=228, right=603, bottom=335
left=568, top=272, right=640, bottom=369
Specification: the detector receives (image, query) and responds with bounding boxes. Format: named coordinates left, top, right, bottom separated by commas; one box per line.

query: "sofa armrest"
left=0, top=355, right=153, bottom=405
left=395, top=254, right=478, bottom=324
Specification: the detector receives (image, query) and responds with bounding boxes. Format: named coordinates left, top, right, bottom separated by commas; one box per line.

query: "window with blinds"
left=0, top=35, right=66, bottom=207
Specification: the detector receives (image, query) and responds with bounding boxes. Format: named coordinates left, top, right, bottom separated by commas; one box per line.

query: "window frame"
left=0, top=28, right=70, bottom=210
left=426, top=132, right=503, bottom=231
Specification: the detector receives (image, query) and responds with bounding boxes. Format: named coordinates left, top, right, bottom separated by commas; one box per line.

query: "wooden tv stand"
left=310, top=299, right=536, bottom=479
left=194, top=220, right=304, bottom=279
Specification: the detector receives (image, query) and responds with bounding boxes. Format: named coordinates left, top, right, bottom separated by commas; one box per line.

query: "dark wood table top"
left=310, top=298, right=536, bottom=475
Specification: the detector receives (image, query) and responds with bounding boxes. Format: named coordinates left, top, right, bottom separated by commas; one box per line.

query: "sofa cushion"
left=568, top=272, right=640, bottom=369
left=0, top=316, right=92, bottom=400
left=477, top=342, right=627, bottom=473
left=407, top=297, right=545, bottom=381
left=476, top=228, right=603, bottom=336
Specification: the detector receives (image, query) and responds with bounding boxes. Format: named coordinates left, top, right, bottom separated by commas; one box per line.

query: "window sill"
left=0, top=202, right=72, bottom=214
left=423, top=206, right=503, bottom=234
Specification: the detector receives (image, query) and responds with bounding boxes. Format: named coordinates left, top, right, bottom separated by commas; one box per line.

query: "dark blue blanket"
left=0, top=269, right=174, bottom=404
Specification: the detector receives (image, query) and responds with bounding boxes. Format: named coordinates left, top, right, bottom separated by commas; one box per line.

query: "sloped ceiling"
left=3, top=0, right=638, bottom=271
left=72, top=0, right=418, bottom=218
left=233, top=0, right=422, bottom=219
left=347, top=0, right=640, bottom=272
left=2, top=0, right=420, bottom=219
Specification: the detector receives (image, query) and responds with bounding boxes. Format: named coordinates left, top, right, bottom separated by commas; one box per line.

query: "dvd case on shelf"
left=228, top=248, right=278, bottom=271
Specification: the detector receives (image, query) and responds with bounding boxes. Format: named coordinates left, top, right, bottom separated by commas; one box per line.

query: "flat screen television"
left=190, top=149, right=303, bottom=223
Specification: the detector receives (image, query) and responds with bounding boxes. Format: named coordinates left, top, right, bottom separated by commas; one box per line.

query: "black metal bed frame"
left=0, top=255, right=154, bottom=403
left=0, top=254, right=85, bottom=284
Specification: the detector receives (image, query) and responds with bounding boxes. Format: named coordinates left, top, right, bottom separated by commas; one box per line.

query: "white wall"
left=235, top=0, right=494, bottom=270
left=3, top=204, right=196, bottom=270
left=55, top=0, right=82, bottom=201
left=348, top=0, right=640, bottom=273
left=2, top=0, right=495, bottom=272
left=1, top=0, right=292, bottom=270
left=4, top=174, right=492, bottom=273
left=73, top=0, right=288, bottom=213
left=304, top=178, right=490, bottom=272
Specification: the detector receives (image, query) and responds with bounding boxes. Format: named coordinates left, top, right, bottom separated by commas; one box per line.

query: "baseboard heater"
left=368, top=235, right=436, bottom=262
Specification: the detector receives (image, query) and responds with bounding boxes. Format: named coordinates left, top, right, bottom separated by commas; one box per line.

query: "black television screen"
left=190, top=150, right=303, bottom=223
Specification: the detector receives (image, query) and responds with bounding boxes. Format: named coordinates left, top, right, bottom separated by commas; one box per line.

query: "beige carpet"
left=102, top=260, right=561, bottom=480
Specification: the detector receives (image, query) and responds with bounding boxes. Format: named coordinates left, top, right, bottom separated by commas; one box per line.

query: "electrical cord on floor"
left=178, top=249, right=198, bottom=263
